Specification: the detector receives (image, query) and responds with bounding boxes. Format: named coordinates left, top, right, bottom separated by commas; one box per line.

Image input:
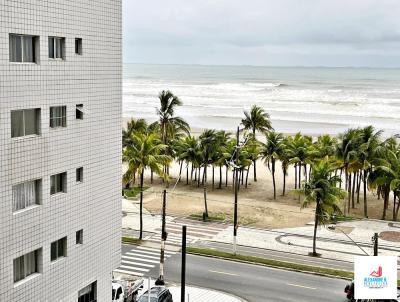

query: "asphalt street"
left=121, top=244, right=348, bottom=302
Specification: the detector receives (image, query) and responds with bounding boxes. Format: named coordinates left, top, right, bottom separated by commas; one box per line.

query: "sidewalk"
left=169, top=286, right=246, bottom=302
left=122, top=198, right=400, bottom=262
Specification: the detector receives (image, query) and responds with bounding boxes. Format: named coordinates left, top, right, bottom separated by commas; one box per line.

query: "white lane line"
left=129, top=249, right=160, bottom=256
left=122, top=256, right=159, bottom=264
left=209, top=269, right=239, bottom=276
left=119, top=265, right=149, bottom=272
left=287, top=283, right=316, bottom=290
left=121, top=260, right=154, bottom=268
left=136, top=246, right=176, bottom=255
left=114, top=269, right=144, bottom=277
left=126, top=252, right=170, bottom=260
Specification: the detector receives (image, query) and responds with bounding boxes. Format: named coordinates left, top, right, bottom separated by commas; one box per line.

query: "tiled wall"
left=0, top=1, right=122, bottom=301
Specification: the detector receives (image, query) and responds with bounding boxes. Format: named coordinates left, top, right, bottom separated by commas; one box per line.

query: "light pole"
left=228, top=126, right=249, bottom=255
left=156, top=190, right=167, bottom=286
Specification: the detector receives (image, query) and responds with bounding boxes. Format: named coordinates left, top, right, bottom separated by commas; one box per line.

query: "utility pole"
left=181, top=226, right=187, bottom=302
left=156, top=190, right=167, bottom=286
left=233, top=126, right=239, bottom=255
left=373, top=232, right=378, bottom=256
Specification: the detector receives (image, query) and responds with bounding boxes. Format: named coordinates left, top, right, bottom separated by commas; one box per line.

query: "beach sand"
left=127, top=158, right=394, bottom=229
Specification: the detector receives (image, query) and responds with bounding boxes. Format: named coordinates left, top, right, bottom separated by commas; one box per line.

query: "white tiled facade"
left=0, top=1, right=121, bottom=301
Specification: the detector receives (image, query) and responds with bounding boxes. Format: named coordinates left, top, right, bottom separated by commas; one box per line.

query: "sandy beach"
left=125, top=155, right=392, bottom=229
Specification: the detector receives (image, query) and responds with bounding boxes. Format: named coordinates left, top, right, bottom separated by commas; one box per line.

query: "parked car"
left=137, top=286, right=173, bottom=302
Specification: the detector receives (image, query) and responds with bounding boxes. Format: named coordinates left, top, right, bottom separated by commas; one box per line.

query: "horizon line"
left=123, top=62, right=400, bottom=69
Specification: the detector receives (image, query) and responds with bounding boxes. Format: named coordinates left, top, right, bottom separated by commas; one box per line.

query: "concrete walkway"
left=169, top=286, right=246, bottom=302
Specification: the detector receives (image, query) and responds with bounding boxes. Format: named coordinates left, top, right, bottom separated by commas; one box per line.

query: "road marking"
left=119, top=265, right=149, bottom=272
left=114, top=269, right=144, bottom=277
left=121, top=260, right=154, bottom=268
left=122, top=255, right=159, bottom=264
left=287, top=283, right=316, bottom=290
left=209, top=270, right=239, bottom=276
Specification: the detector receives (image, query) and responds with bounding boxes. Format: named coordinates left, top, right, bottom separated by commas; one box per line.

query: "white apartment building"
left=0, top=1, right=122, bottom=301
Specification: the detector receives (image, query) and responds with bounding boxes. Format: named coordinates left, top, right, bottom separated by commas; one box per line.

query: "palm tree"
left=296, top=158, right=346, bottom=256
left=155, top=90, right=190, bottom=178
left=123, top=118, right=148, bottom=147
left=199, top=129, right=219, bottom=218
left=336, top=129, right=361, bottom=213
left=123, top=132, right=171, bottom=239
left=358, top=126, right=382, bottom=217
left=260, top=131, right=283, bottom=199
left=278, top=137, right=291, bottom=196
left=241, top=105, right=273, bottom=182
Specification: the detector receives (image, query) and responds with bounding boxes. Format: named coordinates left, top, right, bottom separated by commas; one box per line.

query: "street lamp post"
left=233, top=127, right=239, bottom=255
left=156, top=190, right=167, bottom=286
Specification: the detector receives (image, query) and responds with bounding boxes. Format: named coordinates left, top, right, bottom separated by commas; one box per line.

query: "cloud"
left=123, top=0, right=400, bottom=67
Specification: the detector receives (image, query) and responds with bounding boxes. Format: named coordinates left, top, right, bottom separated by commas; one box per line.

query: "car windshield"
left=137, top=295, right=158, bottom=302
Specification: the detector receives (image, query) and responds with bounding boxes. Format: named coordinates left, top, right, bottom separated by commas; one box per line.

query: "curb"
left=169, top=284, right=249, bottom=302
left=187, top=251, right=353, bottom=281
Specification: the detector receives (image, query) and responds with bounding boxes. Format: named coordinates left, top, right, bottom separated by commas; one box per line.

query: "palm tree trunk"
left=197, top=168, right=201, bottom=187
left=186, top=163, right=189, bottom=185
left=272, top=158, right=276, bottom=199
left=212, top=166, right=215, bottom=191
left=363, top=170, right=368, bottom=217
left=179, top=161, right=183, bottom=183
left=395, top=194, right=400, bottom=221
left=219, top=166, right=222, bottom=189
left=304, top=164, right=308, bottom=183
left=356, top=171, right=361, bottom=204
left=382, top=190, right=388, bottom=220
left=139, top=171, right=144, bottom=240
left=241, top=169, right=244, bottom=185
left=245, top=168, right=250, bottom=188
left=203, top=163, right=208, bottom=219
left=393, top=192, right=397, bottom=221
left=253, top=128, right=257, bottom=182
left=347, top=172, right=352, bottom=214
left=225, top=166, right=228, bottom=187
left=298, top=163, right=302, bottom=188
left=339, top=168, right=343, bottom=189
left=351, top=172, right=356, bottom=209
left=282, top=168, right=286, bottom=196
left=294, top=164, right=297, bottom=189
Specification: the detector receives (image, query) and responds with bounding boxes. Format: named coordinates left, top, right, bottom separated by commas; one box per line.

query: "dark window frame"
left=50, top=237, right=67, bottom=262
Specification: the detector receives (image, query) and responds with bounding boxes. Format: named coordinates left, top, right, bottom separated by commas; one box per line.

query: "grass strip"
left=187, top=246, right=354, bottom=280
left=122, top=236, right=141, bottom=245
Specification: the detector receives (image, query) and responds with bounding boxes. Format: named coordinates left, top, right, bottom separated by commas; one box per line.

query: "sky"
left=123, top=0, right=400, bottom=67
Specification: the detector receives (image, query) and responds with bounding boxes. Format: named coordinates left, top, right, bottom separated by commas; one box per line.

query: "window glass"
left=12, top=180, right=39, bottom=211
left=13, top=250, right=39, bottom=283
left=51, top=241, right=57, bottom=261
left=48, top=37, right=54, bottom=58
left=75, top=38, right=82, bottom=55
left=23, top=36, right=33, bottom=62
left=76, top=104, right=83, bottom=119
left=24, top=109, right=38, bottom=135
left=11, top=110, right=24, bottom=137
left=50, top=106, right=66, bottom=128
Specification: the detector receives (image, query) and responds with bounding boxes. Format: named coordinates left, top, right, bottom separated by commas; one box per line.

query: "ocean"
left=123, top=64, right=400, bottom=137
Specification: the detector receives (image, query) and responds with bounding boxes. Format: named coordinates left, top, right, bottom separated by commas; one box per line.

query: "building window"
left=76, top=230, right=83, bottom=244
left=12, top=179, right=41, bottom=212
left=76, top=104, right=84, bottom=119
left=78, top=281, right=96, bottom=302
left=75, top=38, right=82, bottom=55
left=48, top=37, right=65, bottom=59
left=51, top=237, right=67, bottom=261
left=50, top=172, right=67, bottom=195
left=11, top=108, right=41, bottom=138
left=76, top=167, right=83, bottom=183
left=50, top=106, right=66, bottom=128
left=9, top=34, right=39, bottom=63
left=13, top=249, right=40, bottom=283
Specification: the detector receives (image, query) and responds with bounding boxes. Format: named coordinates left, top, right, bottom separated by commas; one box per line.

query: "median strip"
left=187, top=246, right=354, bottom=280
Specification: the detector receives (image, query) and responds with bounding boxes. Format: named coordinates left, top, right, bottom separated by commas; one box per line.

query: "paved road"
left=117, top=244, right=348, bottom=302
